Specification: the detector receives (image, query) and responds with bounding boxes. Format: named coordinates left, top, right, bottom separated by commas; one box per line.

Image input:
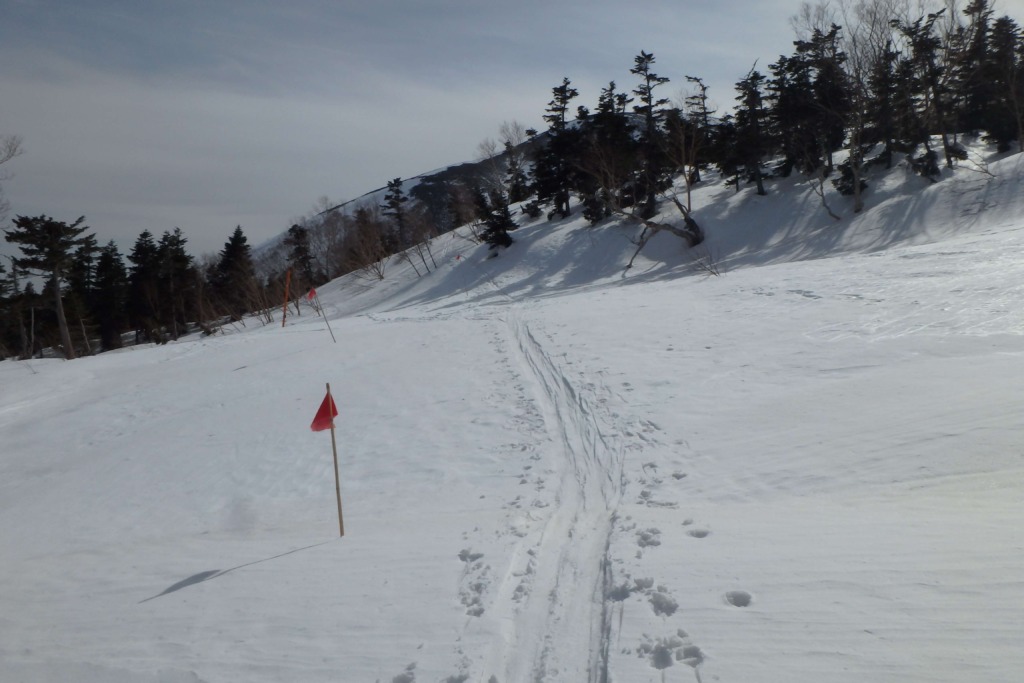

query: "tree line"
left=0, top=220, right=275, bottom=359
left=3, top=0, right=1022, bottom=360
left=308, top=0, right=1024, bottom=256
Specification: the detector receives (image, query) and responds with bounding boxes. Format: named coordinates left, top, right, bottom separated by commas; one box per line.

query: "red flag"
left=310, top=391, right=338, bottom=431
left=307, top=288, right=317, bottom=301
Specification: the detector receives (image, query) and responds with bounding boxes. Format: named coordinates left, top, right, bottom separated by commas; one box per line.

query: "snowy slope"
left=2, top=148, right=1023, bottom=683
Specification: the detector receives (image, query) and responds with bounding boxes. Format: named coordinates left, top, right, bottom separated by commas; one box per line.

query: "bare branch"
left=0, top=134, right=24, bottom=167
left=690, top=245, right=723, bottom=277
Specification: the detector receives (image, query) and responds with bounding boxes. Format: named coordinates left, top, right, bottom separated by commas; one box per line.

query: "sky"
left=1, top=0, right=1023, bottom=259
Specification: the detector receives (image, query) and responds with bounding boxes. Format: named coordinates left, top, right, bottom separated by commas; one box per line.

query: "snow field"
left=2, top=146, right=1024, bottom=682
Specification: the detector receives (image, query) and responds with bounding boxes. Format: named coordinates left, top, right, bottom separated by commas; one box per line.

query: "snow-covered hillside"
left=3, top=148, right=1024, bottom=683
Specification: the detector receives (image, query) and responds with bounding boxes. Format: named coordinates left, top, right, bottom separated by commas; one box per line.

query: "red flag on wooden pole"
left=310, top=390, right=338, bottom=432
left=312, top=383, right=345, bottom=536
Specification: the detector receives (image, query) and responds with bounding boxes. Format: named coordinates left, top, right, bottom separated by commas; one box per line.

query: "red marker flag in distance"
left=307, top=288, right=317, bottom=301
left=310, top=391, right=338, bottom=431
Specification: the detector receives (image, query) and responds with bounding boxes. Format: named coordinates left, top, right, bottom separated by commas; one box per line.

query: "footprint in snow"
left=725, top=590, right=753, bottom=607
left=636, top=528, right=662, bottom=548
left=637, top=631, right=704, bottom=671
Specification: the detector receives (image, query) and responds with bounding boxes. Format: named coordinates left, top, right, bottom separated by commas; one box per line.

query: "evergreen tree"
left=381, top=178, right=409, bottom=249
left=284, top=223, right=319, bottom=288
left=0, top=259, right=12, bottom=359
left=503, top=140, right=531, bottom=205
left=472, top=189, right=515, bottom=250
left=768, top=25, right=849, bottom=176
left=577, top=81, right=637, bottom=223
left=65, top=234, right=99, bottom=336
left=893, top=10, right=958, bottom=174
left=4, top=214, right=93, bottom=359
left=734, top=69, right=770, bottom=195
left=709, top=114, right=744, bottom=192
left=93, top=241, right=128, bottom=350
left=680, top=75, right=714, bottom=186
left=866, top=37, right=901, bottom=167
left=630, top=51, right=671, bottom=217
left=809, top=25, right=852, bottom=173
left=532, top=77, right=580, bottom=219
left=951, top=0, right=994, bottom=135
left=0, top=259, right=26, bottom=359
left=211, top=226, right=256, bottom=319
left=127, top=230, right=161, bottom=342
left=985, top=15, right=1024, bottom=150
left=157, top=228, right=196, bottom=339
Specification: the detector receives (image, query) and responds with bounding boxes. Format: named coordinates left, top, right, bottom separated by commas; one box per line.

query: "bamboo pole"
left=79, top=318, right=92, bottom=355
left=327, top=382, right=344, bottom=537
left=281, top=269, right=292, bottom=328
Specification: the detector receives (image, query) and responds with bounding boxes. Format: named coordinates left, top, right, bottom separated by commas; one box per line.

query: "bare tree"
left=665, top=76, right=714, bottom=213
left=342, top=202, right=390, bottom=280
left=499, top=120, right=529, bottom=148
left=407, top=204, right=439, bottom=272
left=0, top=135, right=25, bottom=222
left=476, top=137, right=506, bottom=198
left=476, top=120, right=531, bottom=205
left=447, top=181, right=480, bottom=228
left=302, top=196, right=347, bottom=281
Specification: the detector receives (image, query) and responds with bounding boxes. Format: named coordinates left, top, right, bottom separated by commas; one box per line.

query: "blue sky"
left=2, top=0, right=1022, bottom=257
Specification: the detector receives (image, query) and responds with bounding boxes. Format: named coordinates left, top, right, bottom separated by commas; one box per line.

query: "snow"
left=3, top=147, right=1024, bottom=682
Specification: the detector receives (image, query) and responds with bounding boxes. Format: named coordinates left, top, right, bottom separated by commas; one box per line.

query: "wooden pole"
left=317, top=293, right=337, bottom=343
left=79, top=318, right=92, bottom=355
left=281, top=269, right=292, bottom=328
left=327, top=382, right=345, bottom=537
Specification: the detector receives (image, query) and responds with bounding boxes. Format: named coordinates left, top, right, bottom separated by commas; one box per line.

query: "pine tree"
left=578, top=81, right=637, bottom=222
left=211, top=226, right=256, bottom=319
left=503, top=140, right=531, bottom=205
left=768, top=25, right=849, bottom=176
left=0, top=259, right=11, bottom=359
left=985, top=15, right=1024, bottom=151
left=893, top=10, right=958, bottom=174
left=532, top=77, right=580, bottom=219
left=4, top=214, right=93, bottom=359
left=709, top=114, right=743, bottom=192
left=952, top=0, right=995, bottom=135
left=734, top=69, right=770, bottom=195
left=65, top=234, right=99, bottom=336
left=631, top=51, right=671, bottom=218
left=157, top=228, right=196, bottom=339
left=866, top=38, right=901, bottom=167
left=474, top=190, right=516, bottom=250
left=382, top=178, right=409, bottom=249
left=284, top=224, right=318, bottom=288
left=93, top=241, right=128, bottom=350
left=0, top=259, right=24, bottom=359
left=127, top=230, right=161, bottom=342
left=681, top=75, right=714, bottom=186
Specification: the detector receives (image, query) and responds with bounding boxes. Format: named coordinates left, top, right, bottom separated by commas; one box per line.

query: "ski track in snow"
left=469, top=306, right=625, bottom=683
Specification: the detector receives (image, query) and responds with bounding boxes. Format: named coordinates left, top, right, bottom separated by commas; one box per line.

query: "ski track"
left=476, top=306, right=625, bottom=683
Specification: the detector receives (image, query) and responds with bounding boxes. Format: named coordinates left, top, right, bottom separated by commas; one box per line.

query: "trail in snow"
left=476, top=307, right=625, bottom=683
